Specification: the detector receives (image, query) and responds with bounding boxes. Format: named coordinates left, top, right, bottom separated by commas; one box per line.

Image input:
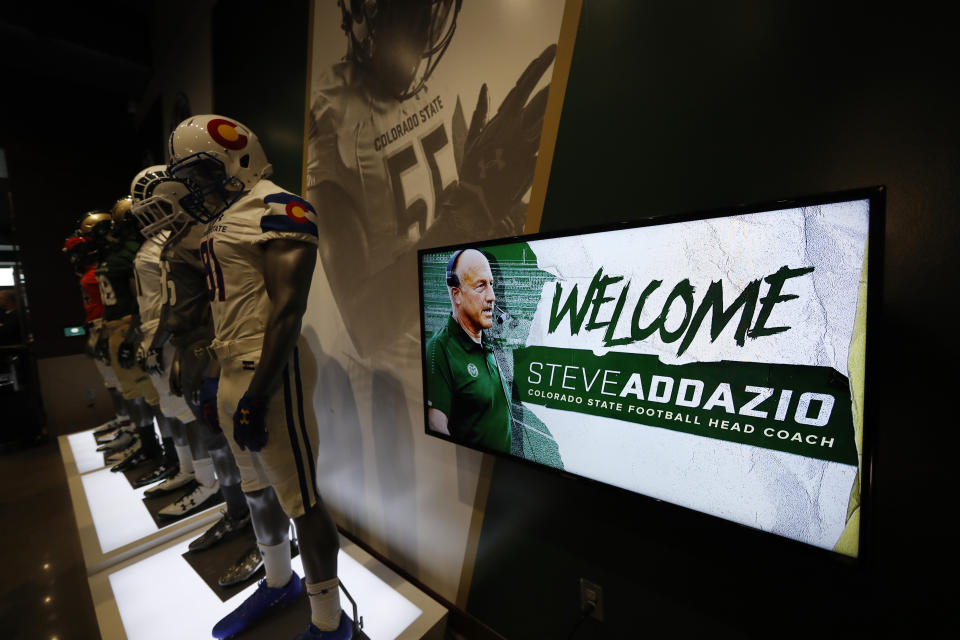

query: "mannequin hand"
left=168, top=348, right=182, bottom=396
left=200, top=377, right=221, bottom=433
left=233, top=394, right=268, bottom=452
left=139, top=346, right=164, bottom=375
left=95, top=336, right=111, bottom=364
left=118, top=339, right=137, bottom=369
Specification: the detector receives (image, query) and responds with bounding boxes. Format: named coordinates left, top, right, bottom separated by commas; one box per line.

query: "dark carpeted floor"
left=0, top=434, right=102, bottom=640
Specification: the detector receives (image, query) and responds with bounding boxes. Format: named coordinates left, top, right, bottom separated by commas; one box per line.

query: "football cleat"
left=188, top=509, right=251, bottom=553
left=217, top=544, right=262, bottom=587
left=211, top=572, right=302, bottom=639
left=157, top=480, right=219, bottom=519
left=105, top=439, right=140, bottom=465
left=111, top=447, right=157, bottom=473
left=295, top=612, right=354, bottom=640
left=143, top=469, right=195, bottom=497
left=96, top=431, right=134, bottom=452
left=93, top=419, right=124, bottom=436
left=95, top=423, right=136, bottom=445
left=132, top=462, right=179, bottom=489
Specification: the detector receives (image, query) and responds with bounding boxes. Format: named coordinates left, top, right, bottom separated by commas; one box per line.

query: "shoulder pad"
left=261, top=193, right=318, bottom=237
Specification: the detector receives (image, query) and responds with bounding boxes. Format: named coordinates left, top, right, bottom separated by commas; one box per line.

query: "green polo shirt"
left=425, top=314, right=511, bottom=453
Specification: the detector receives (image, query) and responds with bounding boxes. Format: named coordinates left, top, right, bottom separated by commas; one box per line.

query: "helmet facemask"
left=344, top=0, right=461, bottom=101
left=168, top=152, right=245, bottom=223
left=130, top=177, right=192, bottom=244
left=131, top=196, right=189, bottom=245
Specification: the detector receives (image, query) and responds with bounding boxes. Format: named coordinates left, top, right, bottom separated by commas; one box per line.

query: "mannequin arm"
left=244, top=239, right=316, bottom=399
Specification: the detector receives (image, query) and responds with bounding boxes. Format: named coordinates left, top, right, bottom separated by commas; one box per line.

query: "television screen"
left=418, top=188, right=881, bottom=558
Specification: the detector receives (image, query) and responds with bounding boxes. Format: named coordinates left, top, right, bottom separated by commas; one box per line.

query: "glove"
left=200, top=377, right=221, bottom=433
left=94, top=335, right=111, bottom=364
left=234, top=393, right=268, bottom=452
left=168, top=347, right=182, bottom=397
left=138, top=345, right=164, bottom=376
left=118, top=339, right=137, bottom=369
left=458, top=44, right=556, bottom=234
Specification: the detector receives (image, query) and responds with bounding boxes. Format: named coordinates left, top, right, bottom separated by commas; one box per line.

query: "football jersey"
left=306, top=61, right=459, bottom=276
left=132, top=234, right=167, bottom=344
left=80, top=265, right=104, bottom=322
left=202, top=179, right=319, bottom=354
left=97, top=238, right=141, bottom=321
left=159, top=223, right=214, bottom=347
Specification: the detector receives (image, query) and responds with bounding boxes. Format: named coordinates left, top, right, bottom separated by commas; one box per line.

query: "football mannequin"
left=62, top=221, right=134, bottom=441
left=129, top=167, right=255, bottom=559
left=126, top=166, right=221, bottom=502
left=169, top=114, right=351, bottom=640
left=97, top=198, right=166, bottom=472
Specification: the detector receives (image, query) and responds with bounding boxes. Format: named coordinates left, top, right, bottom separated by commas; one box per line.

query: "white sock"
left=174, top=444, right=194, bottom=473
left=306, top=577, right=342, bottom=630
left=259, top=539, right=292, bottom=588
left=194, top=457, right=215, bottom=487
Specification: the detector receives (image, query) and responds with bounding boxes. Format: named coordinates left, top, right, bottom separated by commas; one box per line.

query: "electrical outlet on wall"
left=579, top=578, right=604, bottom=622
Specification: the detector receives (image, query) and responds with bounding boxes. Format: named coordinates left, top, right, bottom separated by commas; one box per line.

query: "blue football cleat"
left=295, top=611, right=354, bottom=639
left=212, top=571, right=302, bottom=639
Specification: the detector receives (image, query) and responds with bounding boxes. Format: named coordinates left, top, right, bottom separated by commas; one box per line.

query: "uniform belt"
left=211, top=336, right=263, bottom=361
left=104, top=315, right=132, bottom=329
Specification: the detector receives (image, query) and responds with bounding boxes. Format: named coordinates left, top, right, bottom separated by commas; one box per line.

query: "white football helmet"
left=167, top=115, right=273, bottom=223
left=129, top=165, right=192, bottom=244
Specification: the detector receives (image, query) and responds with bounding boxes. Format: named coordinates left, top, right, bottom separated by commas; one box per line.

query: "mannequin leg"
left=292, top=501, right=339, bottom=583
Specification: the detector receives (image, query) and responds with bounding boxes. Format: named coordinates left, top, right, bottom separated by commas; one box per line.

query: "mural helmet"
left=340, top=0, right=461, bottom=100
left=167, top=114, right=272, bottom=223
left=129, top=165, right=192, bottom=244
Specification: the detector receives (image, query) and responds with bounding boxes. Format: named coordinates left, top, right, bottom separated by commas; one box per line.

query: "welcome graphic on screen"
left=421, top=200, right=870, bottom=557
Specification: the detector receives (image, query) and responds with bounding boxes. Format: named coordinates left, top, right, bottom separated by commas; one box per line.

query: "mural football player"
left=306, top=0, right=555, bottom=357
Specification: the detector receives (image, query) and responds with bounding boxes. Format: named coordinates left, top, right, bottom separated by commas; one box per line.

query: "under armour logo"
left=239, top=408, right=250, bottom=425
left=477, top=148, right=506, bottom=179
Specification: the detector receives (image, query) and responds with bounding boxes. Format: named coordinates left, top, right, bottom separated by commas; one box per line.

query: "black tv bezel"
left=417, top=186, right=884, bottom=566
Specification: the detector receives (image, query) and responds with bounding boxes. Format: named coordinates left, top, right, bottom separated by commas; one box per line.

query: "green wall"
left=467, top=0, right=957, bottom=637
left=212, top=0, right=309, bottom=194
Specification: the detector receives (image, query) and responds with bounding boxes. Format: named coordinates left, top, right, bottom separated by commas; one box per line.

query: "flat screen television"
left=418, top=187, right=882, bottom=559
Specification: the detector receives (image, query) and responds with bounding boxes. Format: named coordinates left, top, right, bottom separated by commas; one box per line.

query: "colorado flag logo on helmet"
left=261, top=193, right=318, bottom=237
left=207, top=118, right=248, bottom=150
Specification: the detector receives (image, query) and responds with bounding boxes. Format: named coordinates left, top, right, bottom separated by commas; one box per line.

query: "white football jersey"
left=132, top=232, right=168, bottom=345
left=202, top=179, right=319, bottom=354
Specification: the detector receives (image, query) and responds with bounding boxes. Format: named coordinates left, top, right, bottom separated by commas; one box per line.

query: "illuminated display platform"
left=89, top=531, right=446, bottom=640
left=59, top=432, right=221, bottom=574
left=64, top=427, right=112, bottom=474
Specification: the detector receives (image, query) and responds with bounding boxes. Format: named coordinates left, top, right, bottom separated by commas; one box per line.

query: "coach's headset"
left=445, top=249, right=466, bottom=288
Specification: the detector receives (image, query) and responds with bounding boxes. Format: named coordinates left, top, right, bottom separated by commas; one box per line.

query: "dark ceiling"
left=0, top=3, right=153, bottom=94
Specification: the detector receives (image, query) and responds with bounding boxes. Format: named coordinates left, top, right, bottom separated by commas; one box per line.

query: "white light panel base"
left=65, top=427, right=112, bottom=474
left=89, top=531, right=447, bottom=640
left=59, top=432, right=222, bottom=574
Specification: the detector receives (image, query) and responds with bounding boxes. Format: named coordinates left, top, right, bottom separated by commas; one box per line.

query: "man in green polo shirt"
left=425, top=249, right=512, bottom=453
